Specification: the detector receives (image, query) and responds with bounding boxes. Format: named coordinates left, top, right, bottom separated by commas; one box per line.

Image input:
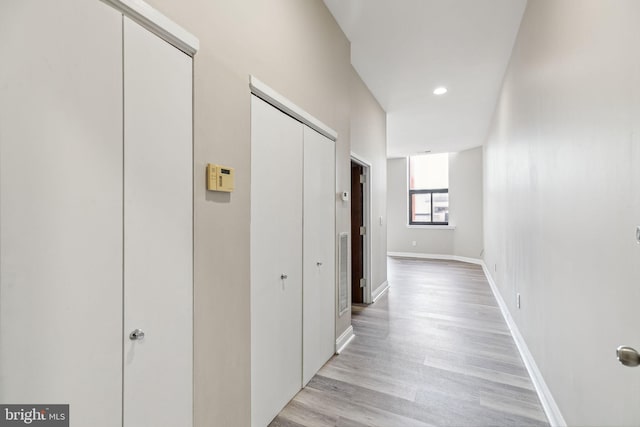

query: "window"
left=409, top=153, right=449, bottom=225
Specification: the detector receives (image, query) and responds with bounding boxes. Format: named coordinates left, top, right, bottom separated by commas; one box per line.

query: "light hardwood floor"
left=270, top=257, right=550, bottom=427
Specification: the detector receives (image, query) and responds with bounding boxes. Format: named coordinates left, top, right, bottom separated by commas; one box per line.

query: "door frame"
left=350, top=152, right=372, bottom=304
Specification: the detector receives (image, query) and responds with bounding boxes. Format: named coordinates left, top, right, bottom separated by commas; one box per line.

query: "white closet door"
left=123, top=17, right=193, bottom=427
left=250, top=96, right=303, bottom=427
left=0, top=1, right=123, bottom=425
left=302, top=127, right=336, bottom=385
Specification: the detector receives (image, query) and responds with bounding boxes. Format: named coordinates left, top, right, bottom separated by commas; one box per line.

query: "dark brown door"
left=350, top=161, right=364, bottom=304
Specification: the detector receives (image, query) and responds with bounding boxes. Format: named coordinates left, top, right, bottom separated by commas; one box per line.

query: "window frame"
left=408, top=188, right=449, bottom=226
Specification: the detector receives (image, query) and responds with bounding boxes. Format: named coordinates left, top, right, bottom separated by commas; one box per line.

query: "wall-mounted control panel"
left=207, top=164, right=235, bottom=192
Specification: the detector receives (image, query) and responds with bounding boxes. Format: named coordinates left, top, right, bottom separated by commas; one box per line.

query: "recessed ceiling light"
left=433, top=87, right=447, bottom=95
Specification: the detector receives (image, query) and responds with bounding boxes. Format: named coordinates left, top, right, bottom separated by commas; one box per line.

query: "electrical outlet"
left=517, top=293, right=521, bottom=309
left=411, top=241, right=417, bottom=247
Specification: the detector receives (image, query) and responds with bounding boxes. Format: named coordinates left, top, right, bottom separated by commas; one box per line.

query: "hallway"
left=271, top=257, right=549, bottom=427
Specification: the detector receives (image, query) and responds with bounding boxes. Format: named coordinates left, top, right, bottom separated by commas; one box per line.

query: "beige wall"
left=350, top=71, right=388, bottom=296
left=484, top=1, right=640, bottom=425
left=140, top=1, right=385, bottom=425
left=387, top=147, right=484, bottom=259
left=450, top=147, right=484, bottom=259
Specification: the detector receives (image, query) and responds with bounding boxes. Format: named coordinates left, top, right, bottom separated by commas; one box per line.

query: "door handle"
left=280, top=274, right=288, bottom=280
left=616, top=346, right=640, bottom=367
left=316, top=262, right=323, bottom=267
left=129, top=329, right=145, bottom=341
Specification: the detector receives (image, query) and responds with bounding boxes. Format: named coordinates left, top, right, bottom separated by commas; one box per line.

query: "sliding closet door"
left=302, top=127, right=336, bottom=385
left=0, top=1, right=123, bottom=425
left=250, top=96, right=304, bottom=427
left=123, top=17, right=193, bottom=427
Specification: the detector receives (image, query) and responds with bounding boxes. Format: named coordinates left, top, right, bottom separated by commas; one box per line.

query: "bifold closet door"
left=0, top=1, right=124, bottom=425
left=302, top=127, right=336, bottom=385
left=123, top=17, right=193, bottom=427
left=250, top=96, right=303, bottom=427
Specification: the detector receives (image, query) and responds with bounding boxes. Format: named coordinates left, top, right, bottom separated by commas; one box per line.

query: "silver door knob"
left=280, top=274, right=288, bottom=280
left=129, top=329, right=145, bottom=341
left=616, top=346, right=640, bottom=367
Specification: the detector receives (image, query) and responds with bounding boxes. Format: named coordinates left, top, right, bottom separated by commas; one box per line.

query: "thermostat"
left=207, top=164, right=235, bottom=192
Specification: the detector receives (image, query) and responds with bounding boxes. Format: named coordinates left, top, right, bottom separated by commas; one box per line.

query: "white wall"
left=387, top=146, right=483, bottom=259
left=450, top=148, right=484, bottom=259
left=350, top=69, right=388, bottom=296
left=484, top=1, right=640, bottom=425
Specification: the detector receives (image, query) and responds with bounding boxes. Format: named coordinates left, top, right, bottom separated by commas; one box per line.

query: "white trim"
left=102, top=0, right=199, bottom=56
left=388, top=252, right=453, bottom=261
left=387, top=251, right=566, bottom=425
left=350, top=152, right=372, bottom=168
left=452, top=255, right=483, bottom=265
left=481, top=263, right=566, bottom=427
left=371, top=281, right=389, bottom=303
left=387, top=252, right=483, bottom=266
left=335, top=326, right=355, bottom=354
left=249, top=76, right=338, bottom=141
left=407, top=224, right=456, bottom=230
left=350, top=153, right=373, bottom=304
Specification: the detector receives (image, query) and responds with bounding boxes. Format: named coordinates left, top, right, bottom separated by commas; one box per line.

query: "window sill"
left=406, top=224, right=456, bottom=230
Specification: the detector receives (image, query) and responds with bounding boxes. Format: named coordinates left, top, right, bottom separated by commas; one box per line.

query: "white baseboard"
left=371, top=281, right=389, bottom=303
left=335, top=325, right=355, bottom=354
left=387, top=251, right=565, bottom=425
left=452, top=255, right=483, bottom=265
left=387, top=252, right=483, bottom=266
left=481, top=262, right=566, bottom=427
left=388, top=251, right=452, bottom=260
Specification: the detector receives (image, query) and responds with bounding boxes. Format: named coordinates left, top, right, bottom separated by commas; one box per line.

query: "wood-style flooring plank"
left=270, top=257, right=549, bottom=427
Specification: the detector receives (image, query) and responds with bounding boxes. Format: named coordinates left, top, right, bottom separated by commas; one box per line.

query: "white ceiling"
left=323, top=0, right=527, bottom=158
